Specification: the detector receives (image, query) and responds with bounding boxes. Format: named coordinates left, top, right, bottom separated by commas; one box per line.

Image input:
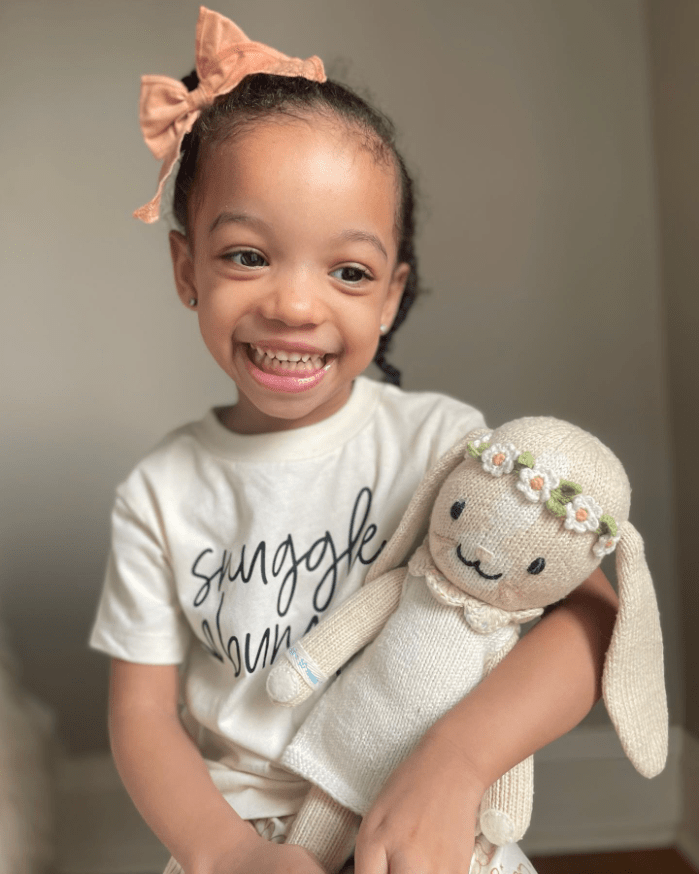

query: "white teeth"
left=249, top=344, right=326, bottom=371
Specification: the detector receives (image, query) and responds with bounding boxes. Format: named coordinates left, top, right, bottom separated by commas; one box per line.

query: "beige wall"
left=646, top=0, right=699, bottom=740
left=0, top=0, right=682, bottom=753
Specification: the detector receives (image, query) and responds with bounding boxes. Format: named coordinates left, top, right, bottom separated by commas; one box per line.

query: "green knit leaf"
left=467, top=441, right=488, bottom=459
left=597, top=514, right=618, bottom=537
left=555, top=480, right=583, bottom=501
left=515, top=451, right=535, bottom=470
left=545, top=497, right=568, bottom=518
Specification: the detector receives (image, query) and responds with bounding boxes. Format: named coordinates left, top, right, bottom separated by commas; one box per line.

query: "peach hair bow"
left=134, top=6, right=326, bottom=223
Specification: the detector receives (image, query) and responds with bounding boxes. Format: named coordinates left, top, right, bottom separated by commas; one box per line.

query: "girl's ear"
left=381, top=262, right=411, bottom=331
left=169, top=230, right=198, bottom=308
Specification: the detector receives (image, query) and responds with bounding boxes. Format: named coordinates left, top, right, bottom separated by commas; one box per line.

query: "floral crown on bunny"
left=466, top=435, right=620, bottom=558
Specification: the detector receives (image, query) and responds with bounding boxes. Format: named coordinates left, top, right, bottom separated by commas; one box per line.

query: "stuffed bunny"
left=266, top=417, right=668, bottom=873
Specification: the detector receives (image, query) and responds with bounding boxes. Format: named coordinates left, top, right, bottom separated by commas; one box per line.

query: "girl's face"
left=170, top=116, right=410, bottom=434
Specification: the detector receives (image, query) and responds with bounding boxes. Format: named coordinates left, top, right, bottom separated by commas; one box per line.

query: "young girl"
left=90, top=9, right=618, bottom=874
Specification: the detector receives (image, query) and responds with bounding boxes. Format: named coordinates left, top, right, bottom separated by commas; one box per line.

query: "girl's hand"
left=353, top=728, right=484, bottom=874
left=195, top=824, right=327, bottom=874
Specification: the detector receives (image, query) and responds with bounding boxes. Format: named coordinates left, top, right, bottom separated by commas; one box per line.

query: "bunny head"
left=367, top=416, right=668, bottom=779
left=428, top=417, right=631, bottom=612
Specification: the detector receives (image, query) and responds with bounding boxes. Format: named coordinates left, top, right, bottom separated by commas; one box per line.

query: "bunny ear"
left=602, top=521, right=668, bottom=778
left=365, top=428, right=490, bottom=585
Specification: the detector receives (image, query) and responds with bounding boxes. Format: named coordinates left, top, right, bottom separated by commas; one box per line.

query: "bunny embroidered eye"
left=527, top=557, right=546, bottom=575
left=450, top=500, right=466, bottom=520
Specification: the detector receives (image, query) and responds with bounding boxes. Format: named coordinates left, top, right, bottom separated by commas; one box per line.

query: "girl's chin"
left=230, top=371, right=354, bottom=434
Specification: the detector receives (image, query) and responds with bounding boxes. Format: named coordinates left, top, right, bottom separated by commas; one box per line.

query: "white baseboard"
left=677, top=730, right=699, bottom=869
left=520, top=724, right=683, bottom=856
left=55, top=725, right=688, bottom=873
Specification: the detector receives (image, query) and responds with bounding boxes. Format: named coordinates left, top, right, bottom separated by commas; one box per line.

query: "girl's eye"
left=228, top=250, right=268, bottom=268
left=331, top=265, right=372, bottom=284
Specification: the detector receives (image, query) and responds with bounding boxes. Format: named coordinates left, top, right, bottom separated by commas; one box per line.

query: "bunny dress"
left=281, top=545, right=540, bottom=873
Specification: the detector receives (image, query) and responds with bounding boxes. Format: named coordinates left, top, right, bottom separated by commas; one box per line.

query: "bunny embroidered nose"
left=475, top=544, right=495, bottom=563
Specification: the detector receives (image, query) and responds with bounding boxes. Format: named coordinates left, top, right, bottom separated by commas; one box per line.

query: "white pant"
left=162, top=821, right=537, bottom=874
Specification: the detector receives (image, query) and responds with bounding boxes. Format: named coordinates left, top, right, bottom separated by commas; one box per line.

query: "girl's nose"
left=259, top=272, right=324, bottom=327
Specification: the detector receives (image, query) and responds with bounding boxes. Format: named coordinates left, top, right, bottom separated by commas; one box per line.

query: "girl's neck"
left=218, top=381, right=356, bottom=435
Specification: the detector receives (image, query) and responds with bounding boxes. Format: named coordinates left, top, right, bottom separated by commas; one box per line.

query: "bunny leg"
left=478, top=754, right=533, bottom=845
left=287, top=785, right=360, bottom=874
left=476, top=635, right=533, bottom=845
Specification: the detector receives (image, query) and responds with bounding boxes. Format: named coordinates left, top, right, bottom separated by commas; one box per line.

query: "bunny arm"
left=267, top=567, right=407, bottom=707
left=477, top=634, right=534, bottom=845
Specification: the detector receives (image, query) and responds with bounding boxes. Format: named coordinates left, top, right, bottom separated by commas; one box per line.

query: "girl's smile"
left=169, top=116, right=410, bottom=434
left=243, top=341, right=334, bottom=393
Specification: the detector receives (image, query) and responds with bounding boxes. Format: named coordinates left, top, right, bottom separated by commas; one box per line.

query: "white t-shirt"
left=90, top=376, right=485, bottom=819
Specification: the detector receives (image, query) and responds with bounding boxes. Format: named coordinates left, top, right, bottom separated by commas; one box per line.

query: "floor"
left=529, top=848, right=698, bottom=873
left=114, top=849, right=699, bottom=874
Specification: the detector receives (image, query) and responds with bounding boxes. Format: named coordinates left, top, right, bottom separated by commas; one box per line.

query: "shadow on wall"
left=0, top=629, right=56, bottom=872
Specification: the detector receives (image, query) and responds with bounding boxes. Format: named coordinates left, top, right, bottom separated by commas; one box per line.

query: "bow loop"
left=138, top=76, right=201, bottom=161
left=194, top=5, right=251, bottom=78
left=134, top=6, right=326, bottom=223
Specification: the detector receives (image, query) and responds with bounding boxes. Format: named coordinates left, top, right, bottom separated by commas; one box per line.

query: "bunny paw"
left=266, top=662, right=304, bottom=705
left=479, top=808, right=517, bottom=845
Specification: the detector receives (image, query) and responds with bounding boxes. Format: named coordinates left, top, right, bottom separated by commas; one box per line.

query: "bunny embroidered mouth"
left=456, top=545, right=503, bottom=580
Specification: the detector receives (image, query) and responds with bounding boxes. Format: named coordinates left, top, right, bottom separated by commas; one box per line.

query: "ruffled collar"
left=407, top=543, right=543, bottom=634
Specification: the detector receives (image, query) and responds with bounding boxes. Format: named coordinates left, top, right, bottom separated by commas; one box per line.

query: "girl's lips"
left=242, top=343, right=333, bottom=394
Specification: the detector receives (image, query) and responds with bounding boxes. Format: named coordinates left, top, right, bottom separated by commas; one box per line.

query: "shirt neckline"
left=193, top=376, right=382, bottom=463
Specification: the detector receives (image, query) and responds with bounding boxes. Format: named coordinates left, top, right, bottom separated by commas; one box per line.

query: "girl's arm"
left=109, top=659, right=325, bottom=874
left=354, top=568, right=618, bottom=874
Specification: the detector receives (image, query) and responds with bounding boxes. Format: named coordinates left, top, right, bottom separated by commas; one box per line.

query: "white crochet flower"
left=481, top=442, right=518, bottom=477
left=516, top=467, right=559, bottom=503
left=472, top=432, right=492, bottom=448
left=564, top=494, right=602, bottom=533
left=593, top=532, right=621, bottom=558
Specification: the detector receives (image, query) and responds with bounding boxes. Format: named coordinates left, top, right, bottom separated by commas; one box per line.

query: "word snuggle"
left=189, top=487, right=385, bottom=675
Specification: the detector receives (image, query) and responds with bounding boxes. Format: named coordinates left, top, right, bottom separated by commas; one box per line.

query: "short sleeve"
left=89, top=494, right=192, bottom=664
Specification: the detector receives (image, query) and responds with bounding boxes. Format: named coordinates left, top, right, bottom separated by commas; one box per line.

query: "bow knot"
left=188, top=82, right=213, bottom=112
left=134, top=6, right=326, bottom=223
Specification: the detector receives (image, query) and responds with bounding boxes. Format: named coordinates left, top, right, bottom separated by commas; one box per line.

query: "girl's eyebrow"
left=209, top=211, right=267, bottom=235
left=333, top=230, right=387, bottom=261
left=209, top=212, right=387, bottom=261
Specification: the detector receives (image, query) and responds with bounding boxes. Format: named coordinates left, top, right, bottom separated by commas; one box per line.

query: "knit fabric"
left=281, top=566, right=518, bottom=815
left=602, top=521, right=668, bottom=777
left=411, top=544, right=544, bottom=630
left=286, top=785, right=360, bottom=872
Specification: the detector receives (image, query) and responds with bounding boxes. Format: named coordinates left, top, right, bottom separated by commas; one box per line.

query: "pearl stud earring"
left=380, top=324, right=388, bottom=334
left=188, top=298, right=197, bottom=308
